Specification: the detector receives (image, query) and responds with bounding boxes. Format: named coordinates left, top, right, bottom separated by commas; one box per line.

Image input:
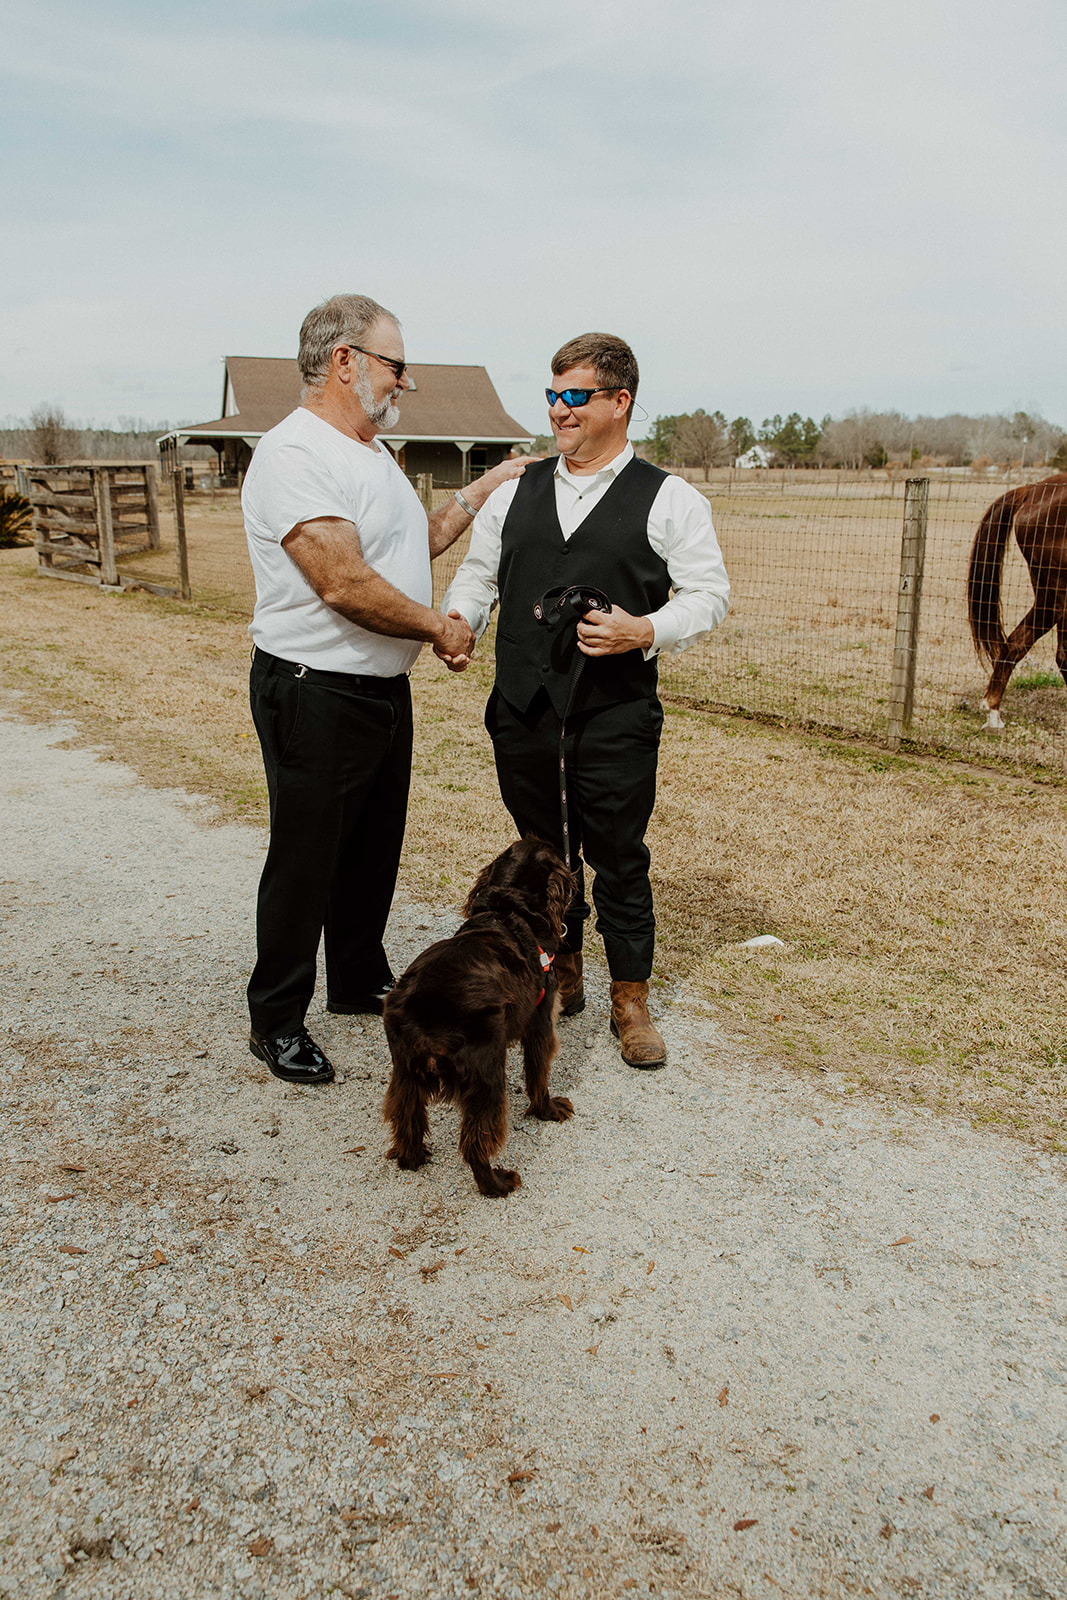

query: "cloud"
left=1, top=0, right=1065, bottom=425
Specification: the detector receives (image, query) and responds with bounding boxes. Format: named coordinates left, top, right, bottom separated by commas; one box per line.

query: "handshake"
left=432, top=609, right=476, bottom=673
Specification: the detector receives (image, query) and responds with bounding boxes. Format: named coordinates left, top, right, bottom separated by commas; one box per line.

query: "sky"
left=2, top=0, right=1066, bottom=435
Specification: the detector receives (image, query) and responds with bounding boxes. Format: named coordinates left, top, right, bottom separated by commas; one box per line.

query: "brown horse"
left=967, top=472, right=1067, bottom=730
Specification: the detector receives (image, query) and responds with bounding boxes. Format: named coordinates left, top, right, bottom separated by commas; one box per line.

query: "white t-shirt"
left=241, top=406, right=432, bottom=676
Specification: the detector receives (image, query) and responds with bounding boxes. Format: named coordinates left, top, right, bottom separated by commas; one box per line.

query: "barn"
left=157, top=357, right=536, bottom=487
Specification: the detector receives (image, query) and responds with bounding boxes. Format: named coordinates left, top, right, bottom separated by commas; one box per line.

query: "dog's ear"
left=546, top=859, right=575, bottom=943
left=463, top=857, right=498, bottom=918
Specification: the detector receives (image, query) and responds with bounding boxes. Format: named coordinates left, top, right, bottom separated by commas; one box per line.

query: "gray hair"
left=297, top=293, right=400, bottom=393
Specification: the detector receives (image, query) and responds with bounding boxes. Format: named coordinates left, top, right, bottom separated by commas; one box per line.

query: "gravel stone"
left=1, top=712, right=1066, bottom=1599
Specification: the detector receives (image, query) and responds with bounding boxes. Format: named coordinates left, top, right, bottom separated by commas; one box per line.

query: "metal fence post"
left=886, top=476, right=929, bottom=750
left=171, top=467, right=192, bottom=601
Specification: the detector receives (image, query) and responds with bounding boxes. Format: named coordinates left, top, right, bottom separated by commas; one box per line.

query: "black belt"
left=252, top=646, right=409, bottom=694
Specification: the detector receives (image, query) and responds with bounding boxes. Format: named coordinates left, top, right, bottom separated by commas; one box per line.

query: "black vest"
left=494, top=456, right=671, bottom=718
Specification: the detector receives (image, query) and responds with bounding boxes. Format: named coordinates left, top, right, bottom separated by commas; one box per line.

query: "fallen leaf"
left=45, top=1193, right=75, bottom=1203
left=388, top=1247, right=405, bottom=1259
left=697, top=1172, right=716, bottom=1177
left=733, top=1518, right=758, bottom=1532
left=557, top=1294, right=573, bottom=1310
left=455, top=1247, right=466, bottom=1255
left=475, top=1341, right=487, bottom=1349
left=502, top=1330, right=516, bottom=1336
left=58, top=1164, right=87, bottom=1173
left=623, top=1582, right=637, bottom=1591
left=646, top=1261, right=654, bottom=1275
left=508, top=1470, right=535, bottom=1483
left=370, top=1436, right=388, bottom=1447
left=718, top=1385, right=729, bottom=1407
left=889, top=1236, right=914, bottom=1247
left=545, top=1521, right=561, bottom=1533
left=186, top=1496, right=200, bottom=1512
left=573, top=1246, right=590, bottom=1254
left=420, top=1259, right=445, bottom=1278
left=585, top=1343, right=600, bottom=1356
left=878, top=1521, right=894, bottom=1539
left=922, top=1486, right=935, bottom=1500
left=272, top=1333, right=283, bottom=1344
left=248, top=1536, right=273, bottom=1557
left=591, top=1524, right=599, bottom=1538
left=58, top=1245, right=86, bottom=1256
left=929, top=1413, right=941, bottom=1424
left=428, top=1372, right=458, bottom=1379
left=344, top=1146, right=366, bottom=1155
left=814, top=1117, right=824, bottom=1127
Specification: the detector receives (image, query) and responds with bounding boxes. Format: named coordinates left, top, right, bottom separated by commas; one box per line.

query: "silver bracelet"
left=454, top=489, right=478, bottom=519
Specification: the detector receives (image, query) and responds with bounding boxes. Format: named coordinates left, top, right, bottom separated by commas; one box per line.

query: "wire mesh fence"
left=433, top=468, right=1067, bottom=776
left=136, top=468, right=1066, bottom=779
left=658, top=468, right=1067, bottom=774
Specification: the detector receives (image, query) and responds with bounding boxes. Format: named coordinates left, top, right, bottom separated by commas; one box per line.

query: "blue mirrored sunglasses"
left=544, top=386, right=619, bottom=408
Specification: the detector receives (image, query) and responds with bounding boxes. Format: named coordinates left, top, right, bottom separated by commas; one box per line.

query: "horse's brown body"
left=966, top=472, right=1067, bottom=728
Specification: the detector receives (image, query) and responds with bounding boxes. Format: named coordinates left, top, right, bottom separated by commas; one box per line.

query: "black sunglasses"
left=545, top=386, right=620, bottom=408
left=345, top=344, right=407, bottom=382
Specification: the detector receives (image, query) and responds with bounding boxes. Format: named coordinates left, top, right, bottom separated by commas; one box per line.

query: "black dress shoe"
left=249, top=1028, right=335, bottom=1085
left=326, top=979, right=396, bottom=1017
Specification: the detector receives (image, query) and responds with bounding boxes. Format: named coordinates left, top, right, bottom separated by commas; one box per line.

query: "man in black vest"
left=442, top=333, right=730, bottom=1068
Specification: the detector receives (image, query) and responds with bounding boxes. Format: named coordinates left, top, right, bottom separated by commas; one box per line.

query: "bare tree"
left=672, top=409, right=730, bottom=479
left=26, top=405, right=77, bottom=465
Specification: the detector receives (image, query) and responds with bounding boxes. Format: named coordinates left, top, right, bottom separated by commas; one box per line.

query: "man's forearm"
left=320, top=567, right=447, bottom=645
left=428, top=495, right=476, bottom=559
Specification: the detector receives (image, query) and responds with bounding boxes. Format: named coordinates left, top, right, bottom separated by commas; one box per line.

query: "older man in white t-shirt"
left=242, top=293, right=525, bottom=1086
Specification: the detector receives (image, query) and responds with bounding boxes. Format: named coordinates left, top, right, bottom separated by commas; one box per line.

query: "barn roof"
left=158, top=357, right=535, bottom=446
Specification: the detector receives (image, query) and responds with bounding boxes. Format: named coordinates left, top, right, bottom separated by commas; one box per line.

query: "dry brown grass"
left=4, top=497, right=1067, bottom=1151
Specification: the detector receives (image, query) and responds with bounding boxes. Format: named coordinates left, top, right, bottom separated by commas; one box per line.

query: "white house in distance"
left=735, top=444, right=774, bottom=469
left=158, top=357, right=535, bottom=486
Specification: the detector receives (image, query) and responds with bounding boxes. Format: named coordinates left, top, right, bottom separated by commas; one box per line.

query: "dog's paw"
left=527, top=1095, right=574, bottom=1122
left=387, top=1142, right=430, bottom=1170
left=476, top=1166, right=522, bottom=1197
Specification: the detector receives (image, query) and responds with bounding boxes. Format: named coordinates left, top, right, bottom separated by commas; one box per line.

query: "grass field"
left=4, top=489, right=1067, bottom=1152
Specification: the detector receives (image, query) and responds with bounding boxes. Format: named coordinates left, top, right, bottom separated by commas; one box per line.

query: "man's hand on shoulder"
left=433, top=609, right=476, bottom=672
left=576, top=606, right=655, bottom=657
left=462, top=454, right=542, bottom=515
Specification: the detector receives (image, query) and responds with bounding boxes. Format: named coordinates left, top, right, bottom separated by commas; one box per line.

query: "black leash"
left=532, top=585, right=612, bottom=871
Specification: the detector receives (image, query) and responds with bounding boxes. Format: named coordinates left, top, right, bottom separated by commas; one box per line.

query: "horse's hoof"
left=984, top=709, right=1005, bottom=731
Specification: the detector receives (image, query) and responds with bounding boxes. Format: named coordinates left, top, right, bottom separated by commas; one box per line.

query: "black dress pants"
left=486, top=687, right=663, bottom=981
left=247, top=649, right=412, bottom=1037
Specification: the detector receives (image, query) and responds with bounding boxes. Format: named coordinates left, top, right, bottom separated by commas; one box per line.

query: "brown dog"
left=383, top=837, right=575, bottom=1197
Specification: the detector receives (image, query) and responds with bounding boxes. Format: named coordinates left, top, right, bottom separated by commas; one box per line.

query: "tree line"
left=0, top=405, right=179, bottom=465
left=640, top=407, right=1067, bottom=473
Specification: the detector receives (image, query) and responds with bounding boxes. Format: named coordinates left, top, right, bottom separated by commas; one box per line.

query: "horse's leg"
left=981, top=603, right=1056, bottom=729
left=1056, top=613, right=1067, bottom=693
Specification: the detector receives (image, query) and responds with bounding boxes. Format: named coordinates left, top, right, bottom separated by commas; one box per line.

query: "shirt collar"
left=555, top=440, right=634, bottom=489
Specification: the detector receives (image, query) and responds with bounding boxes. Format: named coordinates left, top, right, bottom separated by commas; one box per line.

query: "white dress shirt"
left=443, top=443, right=730, bottom=656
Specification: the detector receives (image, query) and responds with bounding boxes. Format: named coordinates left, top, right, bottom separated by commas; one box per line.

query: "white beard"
left=355, top=363, right=401, bottom=429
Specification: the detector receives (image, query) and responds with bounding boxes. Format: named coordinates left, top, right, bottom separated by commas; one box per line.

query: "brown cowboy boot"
left=554, top=951, right=585, bottom=1016
left=610, top=980, right=666, bottom=1069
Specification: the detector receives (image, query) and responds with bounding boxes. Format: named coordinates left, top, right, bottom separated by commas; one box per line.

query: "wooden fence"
left=14, top=462, right=179, bottom=596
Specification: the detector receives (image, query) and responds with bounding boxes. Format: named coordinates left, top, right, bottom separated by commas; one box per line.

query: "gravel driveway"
left=2, top=710, right=1065, bottom=1600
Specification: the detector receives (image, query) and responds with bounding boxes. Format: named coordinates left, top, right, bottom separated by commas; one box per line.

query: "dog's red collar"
left=536, top=944, right=554, bottom=1007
